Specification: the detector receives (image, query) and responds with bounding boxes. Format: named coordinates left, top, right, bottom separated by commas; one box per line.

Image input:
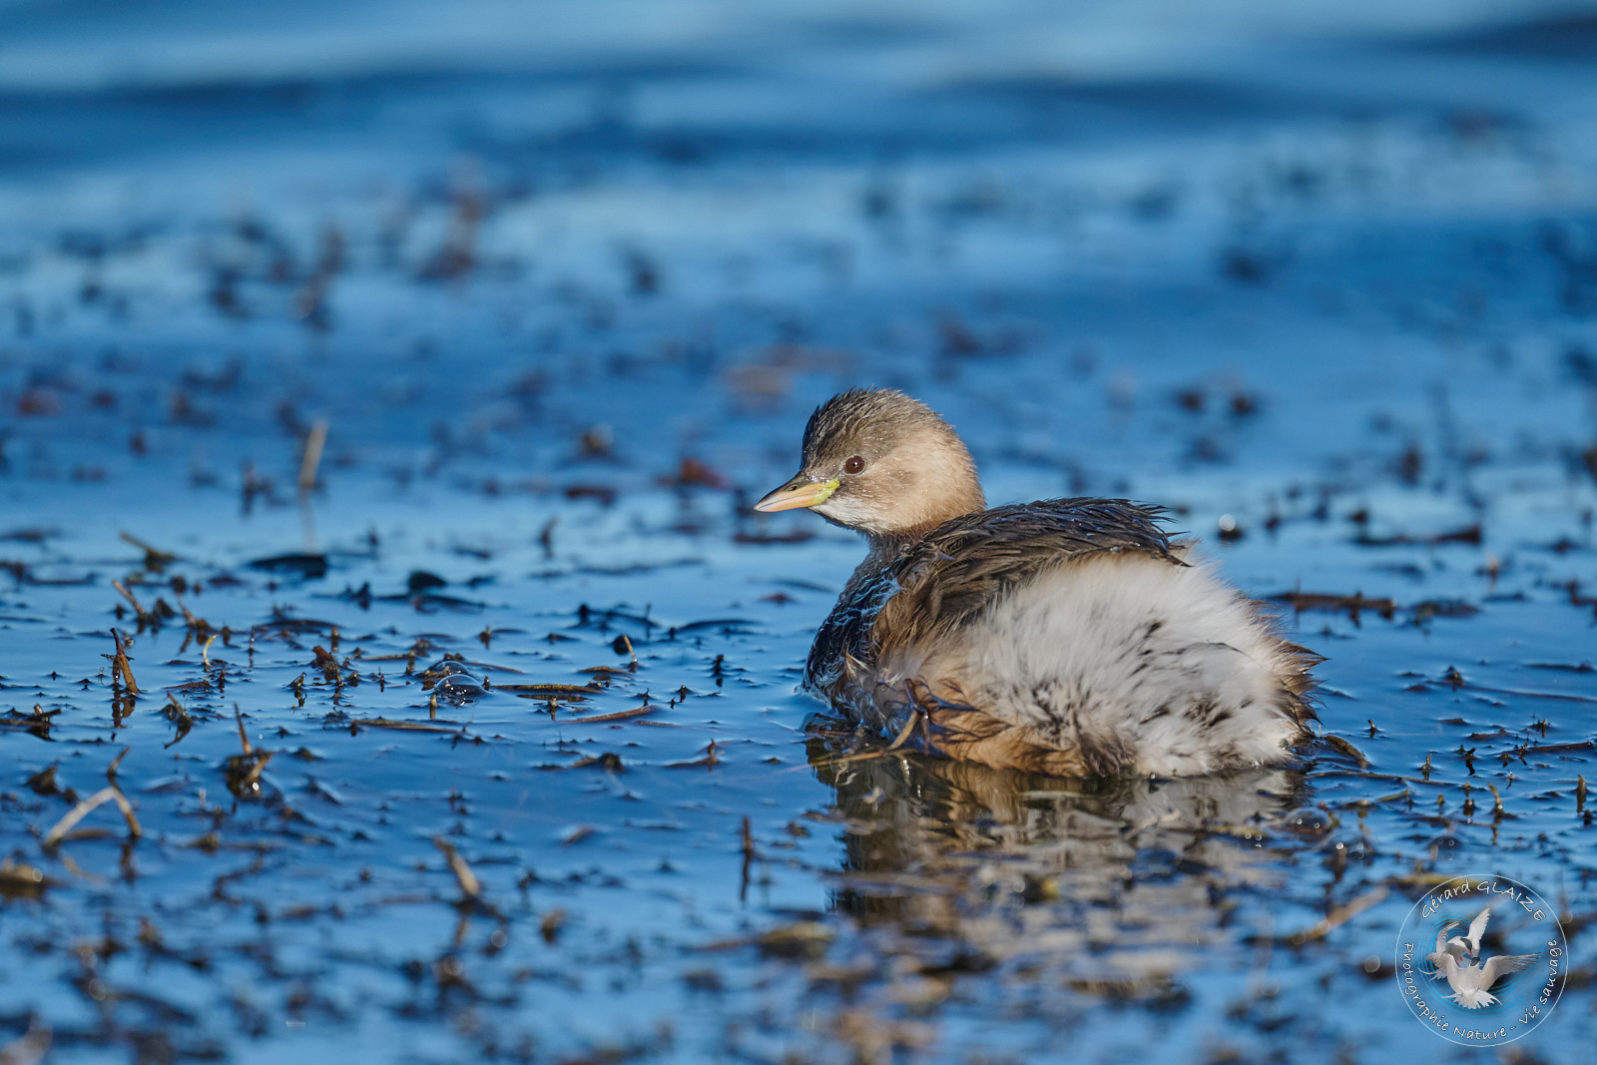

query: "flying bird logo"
left=1425, top=905, right=1538, bottom=1009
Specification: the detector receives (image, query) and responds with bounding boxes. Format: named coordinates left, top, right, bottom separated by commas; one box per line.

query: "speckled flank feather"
left=805, top=499, right=1317, bottom=777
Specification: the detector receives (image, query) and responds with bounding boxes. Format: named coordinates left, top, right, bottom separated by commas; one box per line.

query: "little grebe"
left=754, top=389, right=1317, bottom=777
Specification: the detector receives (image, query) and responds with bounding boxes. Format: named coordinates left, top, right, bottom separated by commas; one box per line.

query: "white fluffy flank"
left=880, top=550, right=1305, bottom=776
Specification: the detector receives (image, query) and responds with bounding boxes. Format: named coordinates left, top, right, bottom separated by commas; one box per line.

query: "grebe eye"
left=844, top=456, right=866, bottom=474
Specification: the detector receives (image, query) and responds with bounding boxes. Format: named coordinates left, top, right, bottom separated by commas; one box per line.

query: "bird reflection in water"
left=806, top=728, right=1313, bottom=1002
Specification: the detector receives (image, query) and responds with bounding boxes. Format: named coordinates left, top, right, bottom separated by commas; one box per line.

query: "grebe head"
left=753, top=389, right=985, bottom=538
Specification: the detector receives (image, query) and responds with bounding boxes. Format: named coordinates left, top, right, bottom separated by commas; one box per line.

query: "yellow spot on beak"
left=753, top=477, right=839, bottom=513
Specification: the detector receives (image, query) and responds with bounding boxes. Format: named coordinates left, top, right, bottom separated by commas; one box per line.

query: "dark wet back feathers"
left=807, top=498, right=1178, bottom=684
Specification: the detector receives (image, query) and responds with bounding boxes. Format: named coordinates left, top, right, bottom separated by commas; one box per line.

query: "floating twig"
left=43, top=780, right=141, bottom=847
left=740, top=816, right=755, bottom=902
left=176, top=598, right=211, bottom=636
left=350, top=717, right=461, bottom=733
left=299, top=420, right=328, bottom=495
left=1272, top=590, right=1396, bottom=622
left=224, top=705, right=273, bottom=798
left=1321, top=733, right=1370, bottom=766
left=111, top=581, right=148, bottom=623
left=497, top=682, right=601, bottom=696
left=434, top=837, right=500, bottom=918
left=433, top=837, right=482, bottom=900
left=234, top=705, right=252, bottom=756
left=547, top=705, right=658, bottom=725
left=107, top=629, right=139, bottom=694
left=163, top=695, right=193, bottom=749
left=119, top=531, right=176, bottom=570
left=1286, top=884, right=1388, bottom=945
left=613, top=633, right=638, bottom=666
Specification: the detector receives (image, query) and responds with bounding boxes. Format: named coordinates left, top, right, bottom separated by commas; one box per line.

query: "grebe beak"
left=754, top=475, right=839, bottom=512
